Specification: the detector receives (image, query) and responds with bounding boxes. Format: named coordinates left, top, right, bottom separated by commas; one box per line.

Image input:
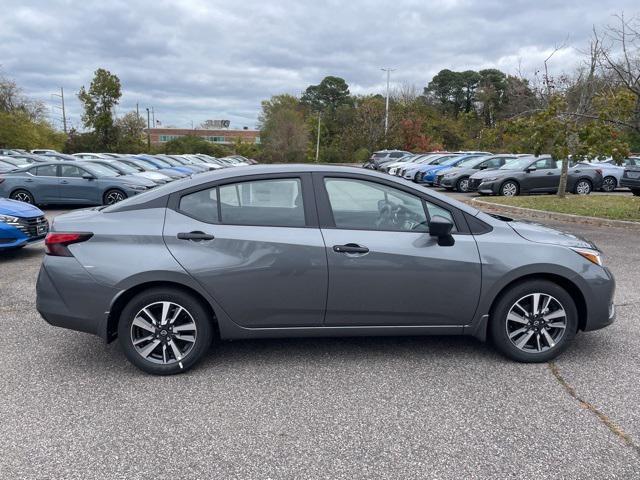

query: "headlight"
left=481, top=177, right=498, bottom=182
left=0, top=214, right=19, bottom=223
left=444, top=172, right=457, bottom=177
left=126, top=185, right=148, bottom=191
left=571, top=247, right=603, bottom=266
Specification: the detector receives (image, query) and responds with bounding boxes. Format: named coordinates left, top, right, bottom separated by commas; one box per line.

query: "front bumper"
left=475, top=180, right=501, bottom=195
left=0, top=216, right=48, bottom=249
left=36, top=256, right=119, bottom=340
left=582, top=266, right=616, bottom=332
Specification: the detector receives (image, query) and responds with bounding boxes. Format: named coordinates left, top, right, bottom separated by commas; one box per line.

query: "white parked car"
left=577, top=158, right=640, bottom=192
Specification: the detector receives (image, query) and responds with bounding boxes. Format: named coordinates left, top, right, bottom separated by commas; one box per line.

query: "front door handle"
left=60, top=180, right=69, bottom=184
left=546, top=172, right=555, bottom=175
left=333, top=243, right=369, bottom=254
left=177, top=231, right=215, bottom=241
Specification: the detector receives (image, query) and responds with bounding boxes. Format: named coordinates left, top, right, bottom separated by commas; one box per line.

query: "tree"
left=301, top=76, right=352, bottom=112
left=0, top=73, right=47, bottom=121
left=259, top=94, right=309, bottom=163
left=115, top=111, right=146, bottom=152
left=477, top=69, right=507, bottom=125
left=162, top=135, right=231, bottom=157
left=78, top=68, right=122, bottom=150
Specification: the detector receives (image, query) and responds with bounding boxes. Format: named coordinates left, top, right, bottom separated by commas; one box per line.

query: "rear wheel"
left=118, top=288, right=213, bottom=375
left=489, top=280, right=577, bottom=362
left=103, top=189, right=127, bottom=205
left=601, top=176, right=616, bottom=192
left=10, top=189, right=34, bottom=204
left=456, top=177, right=470, bottom=192
left=499, top=181, right=519, bottom=197
left=574, top=179, right=592, bottom=195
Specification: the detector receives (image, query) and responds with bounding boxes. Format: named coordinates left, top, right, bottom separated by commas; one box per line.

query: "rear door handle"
left=333, top=243, right=369, bottom=254
left=177, top=231, right=215, bottom=241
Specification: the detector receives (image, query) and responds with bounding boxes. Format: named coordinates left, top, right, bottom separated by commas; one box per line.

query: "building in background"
left=147, top=128, right=260, bottom=146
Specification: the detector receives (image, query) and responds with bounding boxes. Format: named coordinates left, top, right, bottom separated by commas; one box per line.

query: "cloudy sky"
left=1, top=0, right=637, bottom=131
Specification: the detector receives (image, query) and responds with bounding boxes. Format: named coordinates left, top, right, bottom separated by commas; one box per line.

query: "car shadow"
left=0, top=243, right=44, bottom=261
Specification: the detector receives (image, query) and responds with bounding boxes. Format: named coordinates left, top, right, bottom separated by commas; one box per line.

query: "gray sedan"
left=468, top=156, right=603, bottom=195
left=435, top=154, right=519, bottom=192
left=37, top=165, right=615, bottom=375
left=0, top=161, right=155, bottom=205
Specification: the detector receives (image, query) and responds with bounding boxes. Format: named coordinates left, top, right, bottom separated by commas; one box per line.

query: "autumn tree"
left=78, top=68, right=122, bottom=150
left=259, top=94, right=309, bottom=163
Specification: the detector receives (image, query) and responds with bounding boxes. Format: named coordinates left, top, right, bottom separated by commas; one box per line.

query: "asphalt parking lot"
left=1, top=201, right=639, bottom=479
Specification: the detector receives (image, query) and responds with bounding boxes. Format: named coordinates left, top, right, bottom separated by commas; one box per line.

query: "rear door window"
left=219, top=178, right=305, bottom=227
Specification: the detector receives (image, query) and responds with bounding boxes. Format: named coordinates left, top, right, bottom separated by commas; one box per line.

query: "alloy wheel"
left=501, top=182, right=518, bottom=196
left=458, top=178, right=469, bottom=192
left=130, top=301, right=197, bottom=365
left=105, top=191, right=125, bottom=205
left=13, top=192, right=33, bottom=204
left=505, top=293, right=567, bottom=353
left=576, top=180, right=591, bottom=195
left=601, top=177, right=616, bottom=192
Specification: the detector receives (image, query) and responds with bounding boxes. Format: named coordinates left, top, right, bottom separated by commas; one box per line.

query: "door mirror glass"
left=428, top=215, right=455, bottom=246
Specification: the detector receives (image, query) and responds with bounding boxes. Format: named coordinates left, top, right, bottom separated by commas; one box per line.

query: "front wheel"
left=118, top=288, right=213, bottom=375
left=499, top=181, right=519, bottom=197
left=489, top=280, right=578, bottom=363
left=103, top=189, right=127, bottom=205
left=456, top=177, right=470, bottom=193
left=574, top=179, right=592, bottom=195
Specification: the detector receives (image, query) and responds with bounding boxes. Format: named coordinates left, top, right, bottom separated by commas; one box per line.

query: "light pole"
left=381, top=68, right=395, bottom=137
left=146, top=108, right=151, bottom=151
left=315, top=111, right=321, bottom=163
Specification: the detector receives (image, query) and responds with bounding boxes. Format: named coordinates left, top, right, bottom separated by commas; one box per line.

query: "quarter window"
left=219, top=178, right=305, bottom=227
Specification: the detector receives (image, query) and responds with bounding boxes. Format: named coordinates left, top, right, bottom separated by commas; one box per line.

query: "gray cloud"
left=1, top=0, right=636, bottom=130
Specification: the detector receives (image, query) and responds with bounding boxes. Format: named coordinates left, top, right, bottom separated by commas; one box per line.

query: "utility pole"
left=136, top=102, right=139, bottom=117
left=52, top=87, right=67, bottom=134
left=151, top=107, right=155, bottom=128
left=315, top=111, right=321, bottom=163
left=146, top=108, right=151, bottom=151
left=381, top=68, right=395, bottom=137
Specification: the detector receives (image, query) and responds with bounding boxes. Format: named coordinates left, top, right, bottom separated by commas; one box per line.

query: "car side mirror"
left=428, top=215, right=455, bottom=246
left=525, top=166, right=537, bottom=173
left=478, top=165, right=487, bottom=170
left=82, top=173, right=96, bottom=180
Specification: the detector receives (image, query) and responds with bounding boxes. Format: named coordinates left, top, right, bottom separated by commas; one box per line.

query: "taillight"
left=45, top=232, right=93, bottom=257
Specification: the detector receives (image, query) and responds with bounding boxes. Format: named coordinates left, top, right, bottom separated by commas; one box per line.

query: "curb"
left=469, top=198, right=640, bottom=230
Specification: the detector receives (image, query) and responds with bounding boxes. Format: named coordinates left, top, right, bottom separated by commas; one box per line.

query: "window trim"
left=169, top=172, right=319, bottom=228
left=311, top=172, right=468, bottom=234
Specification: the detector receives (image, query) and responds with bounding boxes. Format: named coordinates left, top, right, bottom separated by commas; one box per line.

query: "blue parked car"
left=0, top=197, right=49, bottom=250
left=131, top=155, right=196, bottom=175
left=415, top=154, right=485, bottom=185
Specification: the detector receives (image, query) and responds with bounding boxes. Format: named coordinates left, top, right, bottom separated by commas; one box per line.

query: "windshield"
left=84, top=163, right=120, bottom=177
left=109, top=161, right=139, bottom=174
left=442, top=155, right=471, bottom=166
left=88, top=162, right=121, bottom=175
left=499, top=157, right=534, bottom=170
left=133, top=159, right=157, bottom=170
left=456, top=155, right=490, bottom=168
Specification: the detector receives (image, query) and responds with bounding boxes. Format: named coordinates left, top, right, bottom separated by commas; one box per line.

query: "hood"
left=0, top=197, right=44, bottom=217
left=508, top=219, right=597, bottom=250
left=469, top=168, right=517, bottom=180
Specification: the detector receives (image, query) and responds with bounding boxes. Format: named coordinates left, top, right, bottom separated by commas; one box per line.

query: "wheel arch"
left=106, top=280, right=220, bottom=343
left=10, top=187, right=35, bottom=202
left=499, top=178, right=521, bottom=194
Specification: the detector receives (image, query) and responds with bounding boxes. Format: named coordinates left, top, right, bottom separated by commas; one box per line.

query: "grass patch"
left=483, top=194, right=640, bottom=222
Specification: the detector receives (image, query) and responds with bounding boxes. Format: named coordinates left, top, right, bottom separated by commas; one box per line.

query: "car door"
left=313, top=173, right=482, bottom=327
left=24, top=164, right=60, bottom=203
left=525, top=158, right=560, bottom=192
left=58, top=164, right=100, bottom=204
left=163, top=173, right=328, bottom=328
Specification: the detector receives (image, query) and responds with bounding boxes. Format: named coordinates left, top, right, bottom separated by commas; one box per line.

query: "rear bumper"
left=620, top=178, right=640, bottom=189
left=36, top=257, right=119, bottom=340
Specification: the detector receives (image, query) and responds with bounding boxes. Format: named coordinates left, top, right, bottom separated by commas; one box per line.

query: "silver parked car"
left=37, top=165, right=615, bottom=375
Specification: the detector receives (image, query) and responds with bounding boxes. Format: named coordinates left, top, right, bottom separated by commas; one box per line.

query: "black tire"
left=489, top=280, right=578, bottom=363
left=601, top=176, right=617, bottom=192
left=631, top=189, right=640, bottom=197
left=10, top=189, right=35, bottom=204
left=456, top=176, right=470, bottom=192
left=118, top=288, right=214, bottom=375
left=103, top=189, right=127, bottom=205
left=573, top=179, right=592, bottom=195
left=499, top=180, right=519, bottom=197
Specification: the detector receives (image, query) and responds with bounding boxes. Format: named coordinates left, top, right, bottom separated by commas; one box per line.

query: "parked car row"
left=0, top=151, right=256, bottom=207
left=0, top=150, right=256, bottom=250
left=364, top=150, right=640, bottom=196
